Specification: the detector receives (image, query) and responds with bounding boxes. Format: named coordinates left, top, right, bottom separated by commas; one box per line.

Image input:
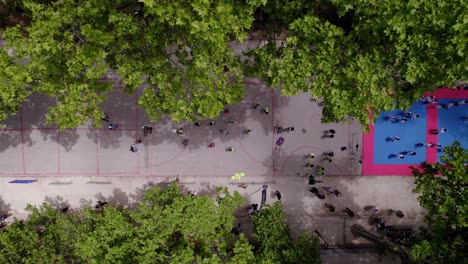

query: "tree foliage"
left=411, top=141, right=468, bottom=263
left=1, top=0, right=264, bottom=128
left=252, top=202, right=321, bottom=264
left=246, top=0, right=467, bottom=127
left=0, top=183, right=321, bottom=263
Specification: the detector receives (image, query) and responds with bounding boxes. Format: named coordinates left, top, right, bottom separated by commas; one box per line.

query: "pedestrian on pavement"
left=410, top=114, right=420, bottom=120
left=262, top=106, right=269, bottom=114
left=305, top=153, right=315, bottom=159
left=220, top=128, right=229, bottom=135
left=344, top=207, right=355, bottom=217
left=194, top=121, right=201, bottom=127
left=101, top=113, right=110, bottom=122
left=328, top=129, right=336, bottom=134
left=283, top=127, right=295, bottom=132
left=243, top=129, right=252, bottom=135
left=182, top=139, right=188, bottom=148
left=208, top=143, right=215, bottom=148
left=333, top=189, right=342, bottom=197
left=135, top=139, right=142, bottom=144
left=316, top=193, right=325, bottom=199
left=324, top=151, right=334, bottom=157
left=174, top=128, right=184, bottom=135
left=273, top=124, right=283, bottom=133
left=388, top=116, right=398, bottom=122
left=209, top=120, right=216, bottom=126
left=317, top=166, right=325, bottom=175
left=408, top=151, right=416, bottom=155
left=108, top=123, right=117, bottom=130
left=276, top=136, right=285, bottom=147
left=322, top=157, right=332, bottom=163
left=325, top=134, right=335, bottom=138
left=95, top=200, right=108, bottom=209
left=308, top=174, right=322, bottom=185
left=142, top=125, right=149, bottom=136
left=226, top=147, right=235, bottom=152
left=306, top=162, right=314, bottom=168
left=400, top=117, right=407, bottom=123
left=442, top=102, right=456, bottom=109
left=415, top=143, right=425, bottom=147
left=324, top=203, right=336, bottom=212
left=388, top=136, right=400, bottom=142
left=396, top=154, right=405, bottom=159
left=309, top=187, right=319, bottom=194
left=323, top=186, right=334, bottom=195
left=275, top=190, right=282, bottom=200
left=457, top=99, right=467, bottom=105
left=430, top=128, right=447, bottom=134
left=253, top=103, right=261, bottom=109
left=130, top=144, right=138, bottom=152
left=224, top=108, right=231, bottom=114
left=395, top=210, right=405, bottom=218
left=364, top=205, right=379, bottom=212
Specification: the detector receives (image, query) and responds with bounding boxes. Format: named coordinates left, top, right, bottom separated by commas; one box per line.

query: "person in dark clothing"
left=324, top=203, right=335, bottom=212
left=309, top=187, right=319, bottom=194
left=344, top=207, right=355, bottom=217
left=316, top=193, right=325, bottom=199
left=275, top=191, right=282, bottom=200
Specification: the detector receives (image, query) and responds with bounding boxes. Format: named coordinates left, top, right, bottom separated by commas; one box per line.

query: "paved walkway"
left=0, top=175, right=424, bottom=248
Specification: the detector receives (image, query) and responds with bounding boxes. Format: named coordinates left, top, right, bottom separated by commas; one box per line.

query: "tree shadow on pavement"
left=0, top=196, right=12, bottom=215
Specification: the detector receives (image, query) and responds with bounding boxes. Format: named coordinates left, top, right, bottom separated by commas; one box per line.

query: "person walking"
left=317, top=166, right=325, bottom=175
left=274, top=190, right=282, bottom=200
left=209, top=120, right=216, bottom=126
left=344, top=207, right=355, bottom=217
left=316, top=193, right=325, bottom=199
left=430, top=128, right=447, bottom=134
left=275, top=136, right=285, bottom=147
left=324, top=203, right=336, bottom=212
left=130, top=144, right=138, bottom=152
left=262, top=106, right=269, bottom=114
left=226, top=147, right=235, bottom=152
left=323, top=186, right=334, bottom=195
left=388, top=136, right=400, bottom=142
left=142, top=125, right=149, bottom=136
left=305, top=153, right=315, bottom=159
left=309, top=187, right=319, bottom=194
left=108, top=123, right=118, bottom=130
left=308, top=174, right=323, bottom=185
left=333, top=189, right=342, bottom=197
left=182, top=139, right=188, bottom=148
left=243, top=129, right=252, bottom=135
left=219, top=128, right=229, bottom=135
left=305, top=162, right=314, bottom=168
left=101, top=113, right=110, bottom=122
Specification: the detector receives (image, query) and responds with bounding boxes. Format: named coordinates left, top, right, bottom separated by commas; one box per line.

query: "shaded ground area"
left=0, top=78, right=362, bottom=178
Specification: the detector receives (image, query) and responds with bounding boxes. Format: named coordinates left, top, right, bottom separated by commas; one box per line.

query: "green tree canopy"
left=252, top=202, right=321, bottom=264
left=1, top=0, right=264, bottom=129
left=0, top=183, right=322, bottom=263
left=411, top=141, right=468, bottom=263
left=246, top=0, right=467, bottom=127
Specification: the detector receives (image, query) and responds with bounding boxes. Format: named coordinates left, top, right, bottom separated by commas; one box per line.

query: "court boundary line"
left=362, top=87, right=468, bottom=176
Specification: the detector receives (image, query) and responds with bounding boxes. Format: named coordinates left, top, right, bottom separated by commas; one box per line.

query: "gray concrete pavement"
left=0, top=79, right=361, bottom=178
left=0, top=76, right=422, bottom=263
left=0, top=175, right=424, bottom=248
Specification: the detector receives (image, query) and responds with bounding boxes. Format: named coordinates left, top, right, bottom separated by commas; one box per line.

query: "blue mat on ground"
left=374, top=102, right=427, bottom=164
left=437, top=99, right=468, bottom=162
left=9, top=180, right=37, bottom=184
